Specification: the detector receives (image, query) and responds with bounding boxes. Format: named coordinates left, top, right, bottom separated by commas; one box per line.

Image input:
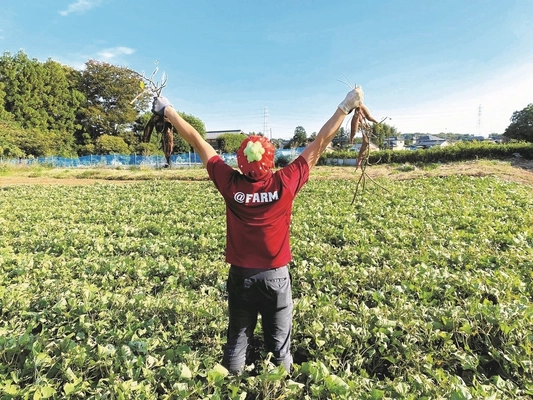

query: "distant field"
left=1, top=159, right=532, bottom=398
left=1, top=158, right=533, bottom=186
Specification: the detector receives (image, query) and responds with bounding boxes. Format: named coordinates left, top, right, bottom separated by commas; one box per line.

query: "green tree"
left=132, top=112, right=153, bottom=137
left=0, top=51, right=83, bottom=133
left=130, top=111, right=206, bottom=155
left=174, top=111, right=206, bottom=153
left=332, top=127, right=348, bottom=147
left=0, top=51, right=44, bottom=129
left=41, top=60, right=85, bottom=134
left=94, top=134, right=131, bottom=154
left=270, top=138, right=284, bottom=149
left=291, top=126, right=307, bottom=148
left=130, top=112, right=155, bottom=153
left=134, top=142, right=160, bottom=156
left=217, top=133, right=247, bottom=153
left=372, top=122, right=400, bottom=149
left=79, top=60, right=150, bottom=140
left=0, top=119, right=24, bottom=157
left=0, top=80, right=9, bottom=120
left=0, top=51, right=84, bottom=156
left=503, top=104, right=533, bottom=143
left=17, top=129, right=77, bottom=157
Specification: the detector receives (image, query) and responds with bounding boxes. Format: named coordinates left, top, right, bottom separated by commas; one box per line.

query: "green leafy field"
left=1, top=175, right=532, bottom=399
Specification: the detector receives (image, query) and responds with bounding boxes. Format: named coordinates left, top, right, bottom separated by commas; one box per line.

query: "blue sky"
left=1, top=0, right=532, bottom=139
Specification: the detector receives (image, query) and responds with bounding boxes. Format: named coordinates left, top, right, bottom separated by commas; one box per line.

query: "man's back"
left=207, top=155, right=309, bottom=269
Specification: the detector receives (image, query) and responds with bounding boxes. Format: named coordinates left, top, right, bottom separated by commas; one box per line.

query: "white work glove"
left=338, top=86, right=364, bottom=114
left=152, top=96, right=172, bottom=116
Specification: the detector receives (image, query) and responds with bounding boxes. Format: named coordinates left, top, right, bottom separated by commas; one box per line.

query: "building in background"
left=415, top=135, right=449, bottom=149
left=383, top=136, right=405, bottom=150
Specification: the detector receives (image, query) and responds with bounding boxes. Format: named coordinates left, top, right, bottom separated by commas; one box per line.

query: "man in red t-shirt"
left=152, top=86, right=364, bottom=374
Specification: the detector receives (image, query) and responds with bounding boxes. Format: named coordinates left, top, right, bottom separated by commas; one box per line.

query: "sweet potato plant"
left=0, top=175, right=532, bottom=399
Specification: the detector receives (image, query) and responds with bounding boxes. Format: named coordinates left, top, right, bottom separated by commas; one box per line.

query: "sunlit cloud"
left=97, top=46, right=135, bottom=61
left=59, top=0, right=102, bottom=17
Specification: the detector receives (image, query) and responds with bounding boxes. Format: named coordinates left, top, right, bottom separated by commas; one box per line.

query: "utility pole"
left=263, top=107, right=269, bottom=138
left=478, top=104, right=482, bottom=136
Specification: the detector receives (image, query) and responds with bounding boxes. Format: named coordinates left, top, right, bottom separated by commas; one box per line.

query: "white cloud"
left=59, top=0, right=102, bottom=16
left=97, top=46, right=136, bottom=61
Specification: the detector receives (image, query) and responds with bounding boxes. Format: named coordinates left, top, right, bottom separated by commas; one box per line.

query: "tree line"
left=1, top=50, right=531, bottom=159
left=0, top=51, right=205, bottom=158
left=289, top=105, right=533, bottom=149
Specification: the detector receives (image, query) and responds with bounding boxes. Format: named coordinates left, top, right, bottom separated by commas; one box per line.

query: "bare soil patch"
left=1, top=159, right=533, bottom=188
left=313, top=159, right=533, bottom=187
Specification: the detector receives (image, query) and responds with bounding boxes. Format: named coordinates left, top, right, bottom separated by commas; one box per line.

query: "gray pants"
left=222, top=265, right=293, bottom=374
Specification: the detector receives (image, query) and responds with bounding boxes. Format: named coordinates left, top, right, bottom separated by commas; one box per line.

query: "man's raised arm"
left=300, top=87, right=364, bottom=169
left=152, top=97, right=217, bottom=167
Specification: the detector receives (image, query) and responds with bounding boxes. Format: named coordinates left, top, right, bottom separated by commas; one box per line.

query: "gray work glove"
left=152, top=96, right=172, bottom=116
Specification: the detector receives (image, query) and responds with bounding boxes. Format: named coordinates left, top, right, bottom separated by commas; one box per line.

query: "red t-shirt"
left=207, top=155, right=310, bottom=269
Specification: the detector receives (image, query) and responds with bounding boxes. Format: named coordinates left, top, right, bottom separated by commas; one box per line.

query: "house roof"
left=415, top=135, right=448, bottom=147
left=205, top=130, right=245, bottom=140
left=417, top=135, right=444, bottom=142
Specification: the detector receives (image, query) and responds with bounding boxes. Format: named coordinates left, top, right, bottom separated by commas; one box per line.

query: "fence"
left=0, top=148, right=304, bottom=168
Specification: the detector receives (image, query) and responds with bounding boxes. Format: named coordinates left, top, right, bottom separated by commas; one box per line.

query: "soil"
left=1, top=159, right=533, bottom=187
